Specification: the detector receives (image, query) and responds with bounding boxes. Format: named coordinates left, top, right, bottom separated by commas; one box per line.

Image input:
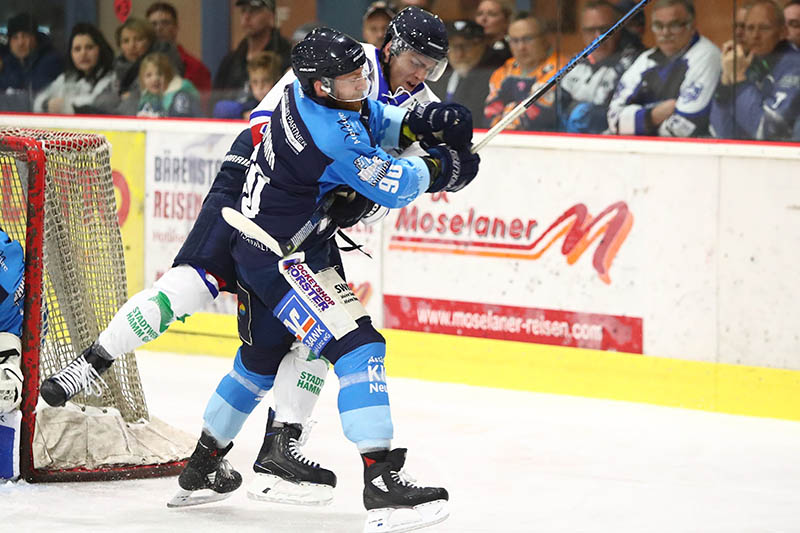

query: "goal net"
left=0, top=128, right=194, bottom=481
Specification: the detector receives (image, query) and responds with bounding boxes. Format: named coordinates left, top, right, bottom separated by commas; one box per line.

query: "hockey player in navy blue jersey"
left=170, top=28, right=479, bottom=532
left=0, top=228, right=25, bottom=415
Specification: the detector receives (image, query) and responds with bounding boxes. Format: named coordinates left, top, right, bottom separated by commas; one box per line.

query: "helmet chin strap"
left=379, top=50, right=417, bottom=104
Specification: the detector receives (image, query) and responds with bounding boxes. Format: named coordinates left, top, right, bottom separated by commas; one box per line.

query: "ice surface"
left=4, top=350, right=800, bottom=533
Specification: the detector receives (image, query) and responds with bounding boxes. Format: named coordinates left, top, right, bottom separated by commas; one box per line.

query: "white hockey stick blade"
left=364, top=499, right=449, bottom=533
left=246, top=473, right=334, bottom=506
left=221, top=207, right=284, bottom=256
left=166, top=487, right=234, bottom=508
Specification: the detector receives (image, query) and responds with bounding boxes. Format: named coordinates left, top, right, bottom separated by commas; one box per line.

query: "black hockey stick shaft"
left=471, top=0, right=651, bottom=153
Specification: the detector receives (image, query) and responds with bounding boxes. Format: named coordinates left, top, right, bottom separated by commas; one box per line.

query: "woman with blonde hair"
left=113, top=17, right=183, bottom=115
left=475, top=0, right=514, bottom=69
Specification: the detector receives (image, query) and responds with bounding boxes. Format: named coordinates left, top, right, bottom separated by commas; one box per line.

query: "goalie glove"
left=403, top=102, right=473, bottom=150
left=0, top=332, right=22, bottom=413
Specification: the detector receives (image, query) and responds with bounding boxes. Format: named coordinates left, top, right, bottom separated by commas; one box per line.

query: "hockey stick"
left=470, top=0, right=651, bottom=154
left=222, top=194, right=336, bottom=257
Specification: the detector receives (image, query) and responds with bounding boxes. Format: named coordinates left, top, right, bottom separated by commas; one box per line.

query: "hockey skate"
left=167, top=431, right=242, bottom=508
left=247, top=408, right=337, bottom=505
left=40, top=342, right=113, bottom=407
left=362, top=448, right=449, bottom=533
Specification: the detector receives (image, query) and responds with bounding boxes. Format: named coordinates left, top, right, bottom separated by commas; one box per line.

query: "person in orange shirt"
left=484, top=12, right=564, bottom=131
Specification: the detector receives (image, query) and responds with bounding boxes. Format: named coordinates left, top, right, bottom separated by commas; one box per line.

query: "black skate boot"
left=167, top=431, right=243, bottom=508
left=247, top=407, right=337, bottom=505
left=362, top=448, right=449, bottom=533
left=40, top=342, right=113, bottom=407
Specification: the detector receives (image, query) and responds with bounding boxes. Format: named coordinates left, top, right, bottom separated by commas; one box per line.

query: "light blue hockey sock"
left=334, top=342, right=393, bottom=451
left=202, top=349, right=274, bottom=445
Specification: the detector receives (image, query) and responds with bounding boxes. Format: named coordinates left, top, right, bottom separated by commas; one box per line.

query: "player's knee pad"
left=203, top=349, right=275, bottom=443
left=0, top=332, right=22, bottom=413
left=273, top=342, right=329, bottom=425
left=334, top=342, right=392, bottom=450
left=153, top=264, right=219, bottom=318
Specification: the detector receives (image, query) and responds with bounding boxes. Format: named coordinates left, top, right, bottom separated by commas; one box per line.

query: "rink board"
left=1, top=115, right=798, bottom=421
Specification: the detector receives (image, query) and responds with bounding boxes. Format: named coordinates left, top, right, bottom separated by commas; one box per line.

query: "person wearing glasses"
left=607, top=0, right=721, bottom=137
left=484, top=12, right=564, bottom=132
left=558, top=0, right=644, bottom=133
left=784, top=0, right=800, bottom=50
left=710, top=0, right=800, bottom=141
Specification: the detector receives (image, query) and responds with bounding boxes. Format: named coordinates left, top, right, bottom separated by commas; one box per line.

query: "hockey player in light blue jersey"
left=170, top=28, right=479, bottom=532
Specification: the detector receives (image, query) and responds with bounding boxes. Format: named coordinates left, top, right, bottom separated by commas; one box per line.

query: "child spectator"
left=33, top=23, right=118, bottom=114
left=137, top=52, right=200, bottom=118
left=113, top=17, right=183, bottom=115
left=212, top=51, right=281, bottom=119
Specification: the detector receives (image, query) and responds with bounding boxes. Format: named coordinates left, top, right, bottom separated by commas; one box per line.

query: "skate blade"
left=364, top=499, right=449, bottom=533
left=167, top=488, right=234, bottom=508
left=246, top=473, right=334, bottom=506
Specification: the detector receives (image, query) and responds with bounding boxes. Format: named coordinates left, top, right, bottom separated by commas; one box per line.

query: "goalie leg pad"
left=272, top=342, right=329, bottom=426
left=0, top=333, right=21, bottom=413
left=97, top=264, right=218, bottom=357
left=202, top=350, right=274, bottom=444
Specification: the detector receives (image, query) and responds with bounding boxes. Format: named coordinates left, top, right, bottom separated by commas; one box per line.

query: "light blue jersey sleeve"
left=300, top=99, right=430, bottom=208
left=0, top=229, right=25, bottom=337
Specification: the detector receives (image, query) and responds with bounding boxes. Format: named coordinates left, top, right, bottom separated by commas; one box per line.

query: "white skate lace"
left=217, top=458, right=234, bottom=479
left=288, top=437, right=320, bottom=469
left=51, top=356, right=107, bottom=398
left=390, top=469, right=420, bottom=488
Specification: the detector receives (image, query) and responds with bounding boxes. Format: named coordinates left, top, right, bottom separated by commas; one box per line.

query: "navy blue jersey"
left=0, top=228, right=24, bottom=337
left=235, top=80, right=429, bottom=259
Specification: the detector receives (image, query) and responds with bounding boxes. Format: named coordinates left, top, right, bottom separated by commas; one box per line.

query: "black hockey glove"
left=327, top=187, right=377, bottom=228
left=423, top=145, right=480, bottom=193
left=404, top=102, right=473, bottom=150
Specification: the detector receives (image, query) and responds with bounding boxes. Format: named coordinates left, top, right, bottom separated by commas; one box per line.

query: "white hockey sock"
left=97, top=265, right=217, bottom=358
left=272, top=343, right=329, bottom=426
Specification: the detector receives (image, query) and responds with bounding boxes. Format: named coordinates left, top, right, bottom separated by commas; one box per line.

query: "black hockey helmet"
left=383, top=6, right=449, bottom=80
left=292, top=27, right=372, bottom=101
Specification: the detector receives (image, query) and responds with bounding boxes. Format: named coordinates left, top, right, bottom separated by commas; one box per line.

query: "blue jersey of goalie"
left=0, top=228, right=24, bottom=337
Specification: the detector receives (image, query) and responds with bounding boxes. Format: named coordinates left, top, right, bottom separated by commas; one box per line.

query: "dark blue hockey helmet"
left=292, top=27, right=372, bottom=101
left=383, top=6, right=449, bottom=81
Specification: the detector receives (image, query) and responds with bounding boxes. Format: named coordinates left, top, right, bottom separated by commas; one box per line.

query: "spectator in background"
left=113, top=17, right=182, bottom=115
left=146, top=2, right=211, bottom=93
left=607, top=0, right=721, bottom=137
left=784, top=0, right=800, bottom=50
left=136, top=52, right=200, bottom=118
left=484, top=13, right=564, bottom=132
left=428, top=20, right=491, bottom=128
left=0, top=13, right=63, bottom=112
left=475, top=0, right=513, bottom=69
left=33, top=23, right=118, bottom=114
left=362, top=2, right=395, bottom=49
left=710, top=0, right=800, bottom=141
left=735, top=3, right=752, bottom=47
left=614, top=0, right=647, bottom=42
left=213, top=51, right=282, bottom=119
left=559, top=0, right=643, bottom=133
left=214, top=0, right=291, bottom=104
